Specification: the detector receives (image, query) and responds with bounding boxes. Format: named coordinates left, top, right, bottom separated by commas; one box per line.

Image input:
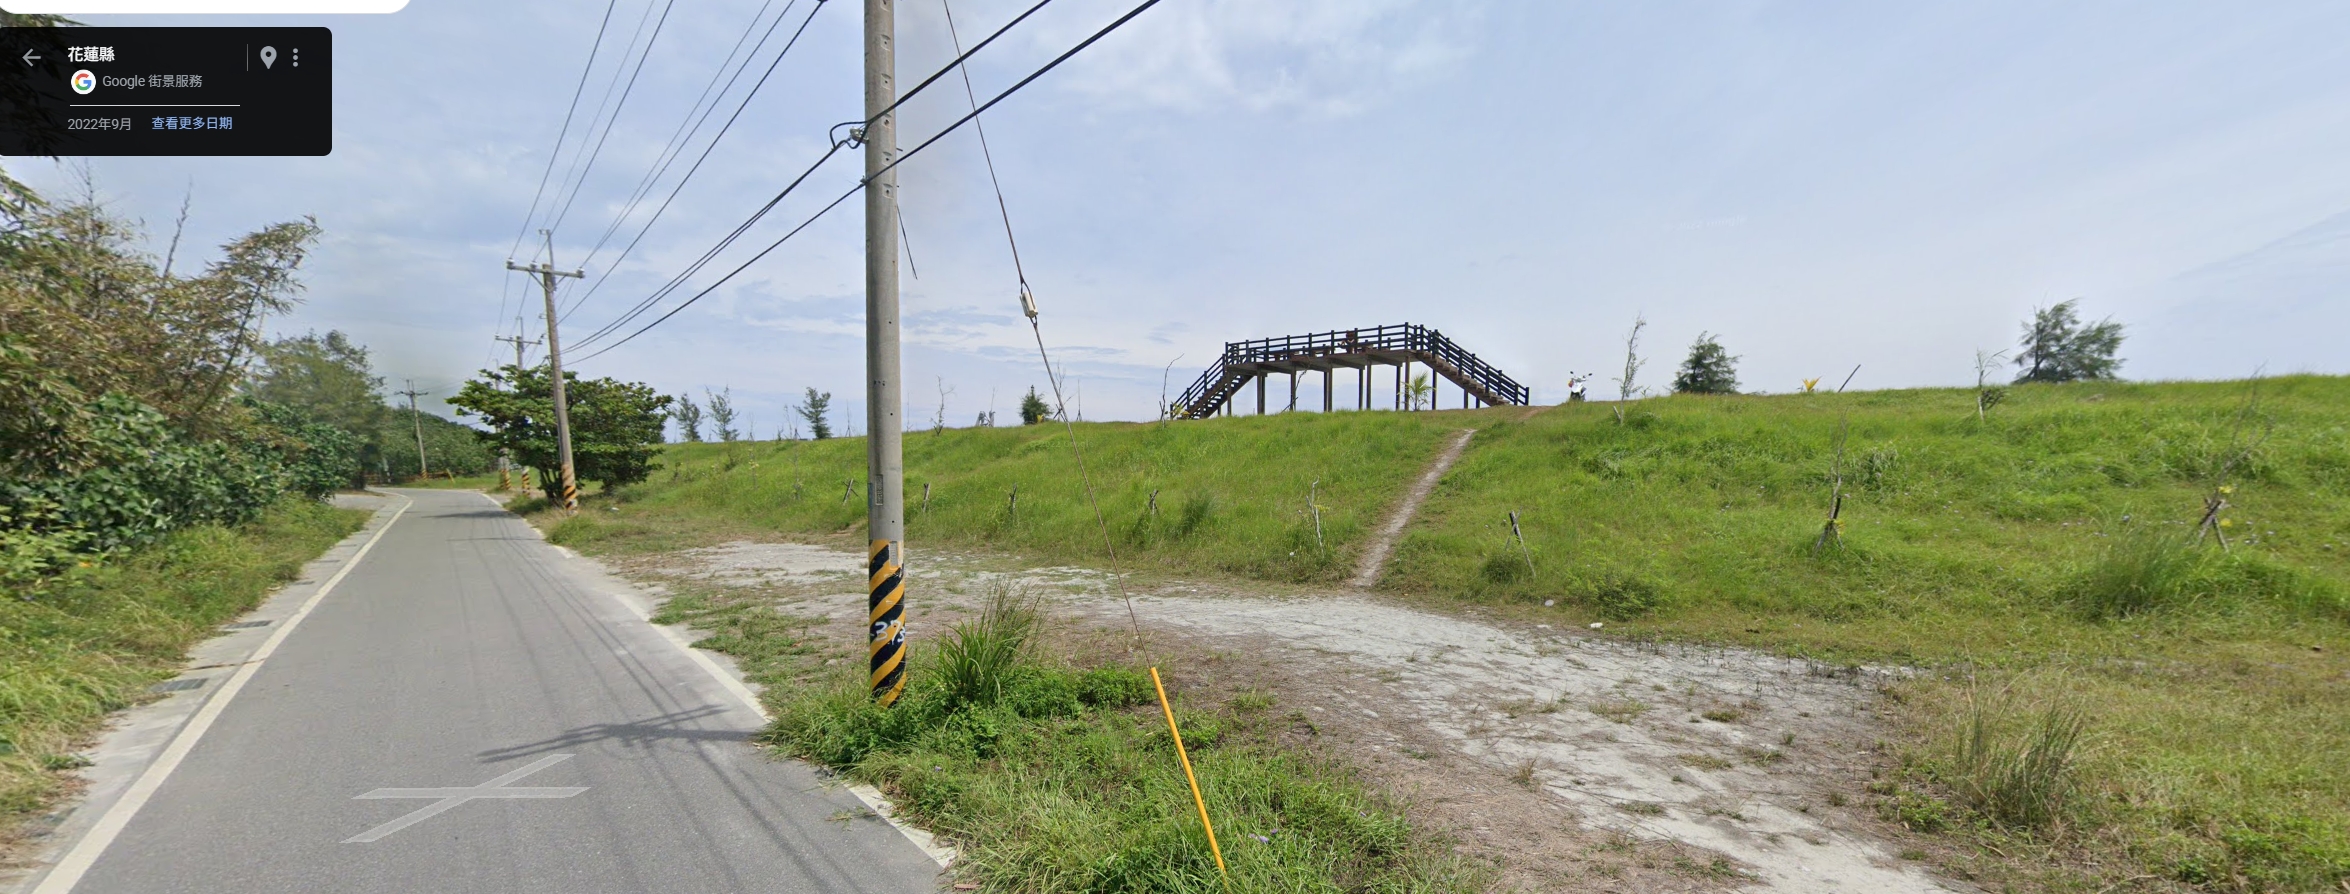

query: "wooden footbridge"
left=1173, top=323, right=1530, bottom=419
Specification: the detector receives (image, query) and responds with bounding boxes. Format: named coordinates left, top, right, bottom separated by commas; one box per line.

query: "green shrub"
left=1577, top=571, right=1663, bottom=620
left=1077, top=666, right=1152, bottom=707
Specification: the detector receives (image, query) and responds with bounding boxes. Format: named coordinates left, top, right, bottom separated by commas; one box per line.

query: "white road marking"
left=32, top=494, right=413, bottom=894
left=344, top=754, right=588, bottom=843
left=475, top=491, right=956, bottom=867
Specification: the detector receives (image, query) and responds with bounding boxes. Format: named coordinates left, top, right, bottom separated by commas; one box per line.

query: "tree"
left=449, top=365, right=672, bottom=494
left=247, top=330, right=387, bottom=455
left=670, top=393, right=703, bottom=442
left=1019, top=386, right=1052, bottom=425
left=2013, top=300, right=2124, bottom=384
left=1613, top=313, right=1649, bottom=401
left=796, top=388, right=832, bottom=440
left=1671, top=332, right=1740, bottom=394
left=706, top=387, right=738, bottom=442
left=1405, top=373, right=1433, bottom=410
left=377, top=408, right=496, bottom=479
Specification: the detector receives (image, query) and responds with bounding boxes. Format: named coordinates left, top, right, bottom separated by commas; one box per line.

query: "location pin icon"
left=259, top=46, right=277, bottom=69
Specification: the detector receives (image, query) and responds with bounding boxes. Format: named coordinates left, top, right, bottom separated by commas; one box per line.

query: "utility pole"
left=863, top=0, right=908, bottom=707
left=506, top=231, right=584, bottom=512
left=492, top=326, right=541, bottom=493
left=398, top=380, right=430, bottom=477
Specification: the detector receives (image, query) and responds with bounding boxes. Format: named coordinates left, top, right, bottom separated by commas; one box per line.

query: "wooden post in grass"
left=1150, top=667, right=1227, bottom=881
left=921, top=482, right=931, bottom=515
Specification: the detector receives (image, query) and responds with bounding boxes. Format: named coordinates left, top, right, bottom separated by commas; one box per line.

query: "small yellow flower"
left=2219, top=485, right=2235, bottom=495
left=2219, top=518, right=2235, bottom=528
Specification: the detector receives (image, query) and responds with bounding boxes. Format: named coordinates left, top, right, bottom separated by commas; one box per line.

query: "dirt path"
left=619, top=540, right=1967, bottom=894
left=1351, top=428, right=1476, bottom=588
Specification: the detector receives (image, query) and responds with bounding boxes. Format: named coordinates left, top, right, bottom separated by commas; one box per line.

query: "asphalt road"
left=64, top=489, right=940, bottom=894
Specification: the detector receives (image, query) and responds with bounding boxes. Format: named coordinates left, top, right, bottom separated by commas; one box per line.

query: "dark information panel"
left=0, top=27, right=331, bottom=156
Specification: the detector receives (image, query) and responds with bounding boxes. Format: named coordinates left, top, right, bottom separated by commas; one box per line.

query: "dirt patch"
left=614, top=539, right=1966, bottom=893
left=1352, top=429, right=1476, bottom=589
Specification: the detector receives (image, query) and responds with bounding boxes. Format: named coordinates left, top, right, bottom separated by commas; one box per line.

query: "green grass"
left=0, top=499, right=365, bottom=827
left=651, top=581, right=1483, bottom=893
left=556, top=412, right=1488, bottom=581
left=550, top=376, right=2350, bottom=891
left=1391, top=376, right=2350, bottom=891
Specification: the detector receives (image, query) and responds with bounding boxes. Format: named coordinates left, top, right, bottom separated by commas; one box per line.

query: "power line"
left=570, top=0, right=791, bottom=276
left=941, top=0, right=1031, bottom=291
left=570, top=140, right=851, bottom=353
left=544, top=0, right=680, bottom=238
left=556, top=0, right=829, bottom=324
left=571, top=0, right=1169, bottom=362
left=565, top=0, right=1045, bottom=338
left=495, top=0, right=620, bottom=366
left=508, top=0, right=621, bottom=262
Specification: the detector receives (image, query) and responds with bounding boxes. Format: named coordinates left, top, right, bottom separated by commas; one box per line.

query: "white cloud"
left=1042, top=0, right=1478, bottom=116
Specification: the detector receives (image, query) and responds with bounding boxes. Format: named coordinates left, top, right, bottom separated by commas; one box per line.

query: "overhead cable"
left=571, top=0, right=1169, bottom=362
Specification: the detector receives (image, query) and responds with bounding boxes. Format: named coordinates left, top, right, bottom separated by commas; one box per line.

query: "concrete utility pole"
left=506, top=231, right=585, bottom=512
left=492, top=326, right=540, bottom=492
left=398, top=380, right=430, bottom=477
left=863, top=0, right=908, bottom=707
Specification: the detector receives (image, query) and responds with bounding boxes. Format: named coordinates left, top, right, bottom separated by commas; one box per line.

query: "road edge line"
left=29, top=494, right=413, bottom=894
left=479, top=492, right=956, bottom=869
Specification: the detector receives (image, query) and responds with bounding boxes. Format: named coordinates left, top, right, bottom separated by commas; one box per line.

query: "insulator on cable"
left=1019, top=284, right=1039, bottom=320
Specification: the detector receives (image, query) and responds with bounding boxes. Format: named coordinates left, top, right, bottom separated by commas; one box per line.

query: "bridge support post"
left=1256, top=374, right=1266, bottom=415
left=1324, top=369, right=1333, bottom=412
left=1288, top=371, right=1297, bottom=412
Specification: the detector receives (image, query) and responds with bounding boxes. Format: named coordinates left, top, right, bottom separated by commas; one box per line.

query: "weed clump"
left=2071, top=529, right=2201, bottom=619
left=2070, top=528, right=2349, bottom=621
left=1926, top=686, right=2089, bottom=832
left=1576, top=571, right=1662, bottom=620
left=764, top=585, right=1480, bottom=892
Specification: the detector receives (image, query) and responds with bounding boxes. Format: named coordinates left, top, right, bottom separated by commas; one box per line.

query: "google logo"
left=71, top=70, right=95, bottom=95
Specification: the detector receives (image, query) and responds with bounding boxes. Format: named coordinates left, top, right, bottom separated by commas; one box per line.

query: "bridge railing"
left=1175, top=323, right=1528, bottom=416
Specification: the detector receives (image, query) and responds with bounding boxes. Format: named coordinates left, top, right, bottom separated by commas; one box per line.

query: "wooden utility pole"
left=397, top=380, right=430, bottom=477
left=506, top=232, right=584, bottom=512
left=492, top=327, right=540, bottom=492
left=863, top=0, right=908, bottom=706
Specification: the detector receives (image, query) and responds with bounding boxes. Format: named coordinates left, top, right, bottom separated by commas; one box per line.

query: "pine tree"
left=797, top=388, right=833, bottom=440
left=1671, top=332, right=1741, bottom=394
left=1019, top=386, right=1052, bottom=425
left=671, top=393, right=703, bottom=442
left=2013, top=300, right=2124, bottom=384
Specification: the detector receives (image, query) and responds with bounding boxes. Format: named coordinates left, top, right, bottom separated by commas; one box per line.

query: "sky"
left=16, top=0, right=2350, bottom=433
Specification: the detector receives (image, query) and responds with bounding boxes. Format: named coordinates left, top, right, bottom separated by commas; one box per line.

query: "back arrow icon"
left=21, top=49, right=39, bottom=66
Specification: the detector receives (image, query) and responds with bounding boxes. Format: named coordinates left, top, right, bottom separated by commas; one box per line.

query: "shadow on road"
left=476, top=705, right=746, bottom=761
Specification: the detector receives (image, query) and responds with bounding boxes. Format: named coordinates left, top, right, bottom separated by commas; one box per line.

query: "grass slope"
left=0, top=499, right=365, bottom=829
left=1394, top=376, right=2350, bottom=891
left=558, top=411, right=1487, bottom=579
left=558, top=376, right=2350, bottom=891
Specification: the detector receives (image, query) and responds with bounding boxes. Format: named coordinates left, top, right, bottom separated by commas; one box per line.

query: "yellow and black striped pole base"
left=559, top=464, right=579, bottom=514
left=868, top=539, right=907, bottom=705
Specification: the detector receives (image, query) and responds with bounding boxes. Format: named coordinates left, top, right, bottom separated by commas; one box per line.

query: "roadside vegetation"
left=0, top=500, right=363, bottom=827
left=648, top=580, right=1483, bottom=892
left=543, top=372, right=2350, bottom=892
